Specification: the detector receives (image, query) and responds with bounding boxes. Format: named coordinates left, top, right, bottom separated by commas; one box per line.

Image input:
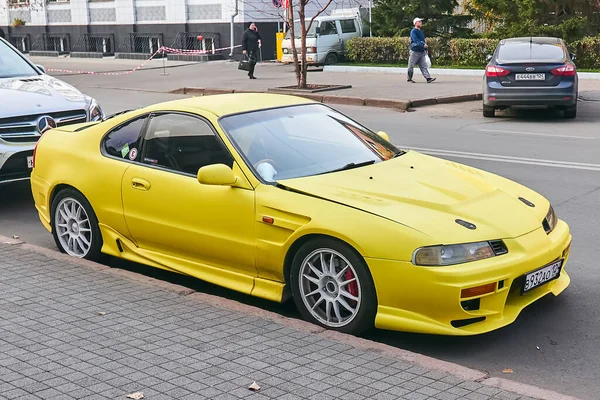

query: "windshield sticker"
left=129, top=148, right=138, bottom=160
left=121, top=143, right=130, bottom=158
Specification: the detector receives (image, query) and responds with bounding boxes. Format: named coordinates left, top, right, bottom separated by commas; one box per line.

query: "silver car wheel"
left=54, top=197, right=93, bottom=258
left=299, top=248, right=362, bottom=328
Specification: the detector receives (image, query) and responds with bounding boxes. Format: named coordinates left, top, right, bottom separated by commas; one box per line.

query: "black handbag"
left=238, top=54, right=251, bottom=71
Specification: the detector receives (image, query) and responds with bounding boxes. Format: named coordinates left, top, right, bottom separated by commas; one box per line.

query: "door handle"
left=131, top=178, right=150, bottom=191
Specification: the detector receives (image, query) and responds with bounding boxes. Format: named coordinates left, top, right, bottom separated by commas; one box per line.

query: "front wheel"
left=51, top=188, right=103, bottom=261
left=290, top=238, right=377, bottom=335
left=324, top=53, right=339, bottom=65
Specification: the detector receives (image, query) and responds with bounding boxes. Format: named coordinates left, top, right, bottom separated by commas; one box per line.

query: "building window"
left=9, top=0, right=29, bottom=6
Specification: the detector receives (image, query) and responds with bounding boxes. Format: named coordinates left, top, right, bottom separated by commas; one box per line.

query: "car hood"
left=0, top=74, right=88, bottom=118
left=277, top=151, right=547, bottom=242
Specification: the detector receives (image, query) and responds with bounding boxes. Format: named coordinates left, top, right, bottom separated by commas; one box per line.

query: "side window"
left=103, top=116, right=147, bottom=161
left=141, top=113, right=233, bottom=175
left=340, top=19, right=356, bottom=33
left=319, top=21, right=337, bottom=36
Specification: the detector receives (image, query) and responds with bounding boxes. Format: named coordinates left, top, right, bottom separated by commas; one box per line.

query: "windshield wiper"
left=392, top=150, right=406, bottom=158
left=327, top=160, right=376, bottom=173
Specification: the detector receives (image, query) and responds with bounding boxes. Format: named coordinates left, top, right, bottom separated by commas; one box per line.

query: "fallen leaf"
left=536, top=346, right=540, bottom=350
left=126, top=392, right=144, bottom=399
left=248, top=381, right=260, bottom=391
left=503, top=368, right=513, bottom=374
left=98, top=312, right=106, bottom=316
left=12, top=235, right=19, bottom=239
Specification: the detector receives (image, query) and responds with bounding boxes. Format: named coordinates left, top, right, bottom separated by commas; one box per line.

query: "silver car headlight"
left=413, top=241, right=501, bottom=266
left=88, top=99, right=104, bottom=121
left=544, top=205, right=557, bottom=234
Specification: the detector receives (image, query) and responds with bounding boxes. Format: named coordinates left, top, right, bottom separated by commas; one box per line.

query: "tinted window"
left=497, top=43, right=565, bottom=61
left=340, top=19, right=356, bottom=33
left=319, top=21, right=338, bottom=35
left=142, top=113, right=233, bottom=175
left=0, top=39, right=38, bottom=78
left=103, top=116, right=147, bottom=161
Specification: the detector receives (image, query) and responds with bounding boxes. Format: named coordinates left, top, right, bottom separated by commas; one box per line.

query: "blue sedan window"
left=498, top=43, right=565, bottom=61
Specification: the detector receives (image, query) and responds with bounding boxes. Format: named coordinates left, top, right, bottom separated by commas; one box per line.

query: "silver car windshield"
left=219, top=104, right=401, bottom=182
left=0, top=40, right=39, bottom=78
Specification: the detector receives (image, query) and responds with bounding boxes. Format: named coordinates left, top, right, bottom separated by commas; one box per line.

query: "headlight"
left=88, top=100, right=104, bottom=121
left=543, top=205, right=557, bottom=234
left=413, top=241, right=501, bottom=266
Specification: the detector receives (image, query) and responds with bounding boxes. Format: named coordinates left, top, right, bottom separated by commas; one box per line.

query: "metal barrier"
left=167, top=32, right=224, bottom=61
left=115, top=33, right=164, bottom=59
left=9, top=34, right=30, bottom=54
left=30, top=33, right=71, bottom=56
left=71, top=34, right=115, bottom=58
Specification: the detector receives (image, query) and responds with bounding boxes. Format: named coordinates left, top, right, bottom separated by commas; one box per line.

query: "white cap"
left=413, top=17, right=423, bottom=25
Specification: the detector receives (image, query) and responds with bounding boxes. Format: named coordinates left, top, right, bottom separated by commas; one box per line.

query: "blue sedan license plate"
left=515, top=73, right=545, bottom=81
left=522, top=259, right=563, bottom=293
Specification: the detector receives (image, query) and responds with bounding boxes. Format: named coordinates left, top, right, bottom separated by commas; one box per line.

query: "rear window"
left=497, top=43, right=565, bottom=61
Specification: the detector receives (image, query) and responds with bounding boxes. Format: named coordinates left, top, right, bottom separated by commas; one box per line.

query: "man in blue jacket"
left=408, top=17, right=436, bottom=83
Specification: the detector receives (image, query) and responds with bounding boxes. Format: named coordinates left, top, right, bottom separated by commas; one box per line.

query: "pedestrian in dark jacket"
left=407, top=17, right=436, bottom=83
left=242, top=22, right=261, bottom=79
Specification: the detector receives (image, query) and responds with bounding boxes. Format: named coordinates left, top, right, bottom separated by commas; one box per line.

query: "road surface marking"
left=478, top=128, right=594, bottom=140
left=399, top=146, right=600, bottom=171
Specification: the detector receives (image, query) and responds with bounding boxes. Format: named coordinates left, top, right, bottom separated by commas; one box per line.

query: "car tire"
left=290, top=237, right=377, bottom=335
left=483, top=105, right=495, bottom=118
left=51, top=188, right=103, bottom=261
left=564, top=104, right=577, bottom=119
left=325, top=53, right=339, bottom=65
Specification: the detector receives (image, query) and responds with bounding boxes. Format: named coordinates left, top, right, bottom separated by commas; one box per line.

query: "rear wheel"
left=564, top=104, right=577, bottom=119
left=51, top=188, right=103, bottom=261
left=290, top=238, right=377, bottom=335
left=324, top=53, right=339, bottom=65
left=483, top=104, right=495, bottom=118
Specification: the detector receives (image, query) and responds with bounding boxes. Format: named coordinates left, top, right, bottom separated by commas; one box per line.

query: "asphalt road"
left=2, top=87, right=599, bottom=399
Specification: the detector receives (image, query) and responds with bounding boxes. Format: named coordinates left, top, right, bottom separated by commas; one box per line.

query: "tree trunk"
left=299, top=1, right=308, bottom=89
left=288, top=0, right=301, bottom=87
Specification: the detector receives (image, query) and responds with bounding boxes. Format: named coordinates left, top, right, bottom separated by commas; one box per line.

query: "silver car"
left=0, top=37, right=103, bottom=185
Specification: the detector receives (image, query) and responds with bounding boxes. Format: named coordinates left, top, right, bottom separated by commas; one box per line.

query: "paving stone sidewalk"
left=0, top=242, right=550, bottom=400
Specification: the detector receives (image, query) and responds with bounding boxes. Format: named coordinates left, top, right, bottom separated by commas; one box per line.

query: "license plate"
left=515, top=73, right=545, bottom=81
left=27, top=156, right=33, bottom=169
left=522, top=259, right=563, bottom=293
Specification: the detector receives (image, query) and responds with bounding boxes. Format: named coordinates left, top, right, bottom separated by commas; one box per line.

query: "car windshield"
left=498, top=42, right=565, bottom=61
left=0, top=39, right=39, bottom=78
left=219, top=104, right=402, bottom=182
left=284, top=21, right=318, bottom=39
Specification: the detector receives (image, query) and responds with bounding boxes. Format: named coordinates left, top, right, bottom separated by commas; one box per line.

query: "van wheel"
left=483, top=105, right=495, bottom=118
left=325, top=53, right=339, bottom=65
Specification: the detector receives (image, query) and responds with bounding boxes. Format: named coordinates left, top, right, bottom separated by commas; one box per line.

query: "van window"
left=340, top=19, right=356, bottom=33
left=319, top=21, right=338, bottom=36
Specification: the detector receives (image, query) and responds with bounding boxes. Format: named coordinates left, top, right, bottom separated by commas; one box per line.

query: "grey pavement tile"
left=385, top=386, right=411, bottom=397
left=371, top=392, right=399, bottom=400
left=476, top=386, right=503, bottom=396
left=490, top=392, right=522, bottom=400
left=412, top=375, right=437, bottom=386
left=465, top=391, right=494, bottom=400
left=403, top=392, right=431, bottom=400
left=447, top=386, right=472, bottom=397
left=434, top=392, right=461, bottom=400
left=417, top=386, right=442, bottom=397
left=368, top=380, right=393, bottom=392
left=459, top=381, right=486, bottom=391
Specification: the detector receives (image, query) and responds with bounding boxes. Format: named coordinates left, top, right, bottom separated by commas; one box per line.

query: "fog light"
left=461, top=282, right=496, bottom=298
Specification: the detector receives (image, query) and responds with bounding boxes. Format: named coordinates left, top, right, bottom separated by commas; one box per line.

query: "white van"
left=281, top=9, right=367, bottom=66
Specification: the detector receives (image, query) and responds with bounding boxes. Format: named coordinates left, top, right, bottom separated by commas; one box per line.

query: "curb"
left=324, top=65, right=600, bottom=80
left=171, top=87, right=482, bottom=110
left=0, top=234, right=581, bottom=400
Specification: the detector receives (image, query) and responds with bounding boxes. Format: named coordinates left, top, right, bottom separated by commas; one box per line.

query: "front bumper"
left=0, top=141, right=35, bottom=184
left=367, top=220, right=572, bottom=336
left=483, top=80, right=577, bottom=107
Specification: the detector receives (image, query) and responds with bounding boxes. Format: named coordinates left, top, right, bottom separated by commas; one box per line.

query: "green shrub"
left=347, top=36, right=600, bottom=69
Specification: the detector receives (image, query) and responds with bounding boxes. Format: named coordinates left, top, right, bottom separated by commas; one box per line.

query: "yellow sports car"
left=30, top=93, right=571, bottom=336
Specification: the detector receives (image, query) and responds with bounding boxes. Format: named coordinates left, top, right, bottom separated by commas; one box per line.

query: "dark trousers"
left=247, top=50, right=257, bottom=77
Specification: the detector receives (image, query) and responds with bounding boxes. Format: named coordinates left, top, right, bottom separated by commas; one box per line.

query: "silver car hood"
left=0, top=74, right=89, bottom=118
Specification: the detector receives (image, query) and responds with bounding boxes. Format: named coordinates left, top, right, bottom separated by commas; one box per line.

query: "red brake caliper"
left=345, top=269, right=359, bottom=305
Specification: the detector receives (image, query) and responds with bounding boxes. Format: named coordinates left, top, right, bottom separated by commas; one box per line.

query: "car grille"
left=0, top=110, right=87, bottom=143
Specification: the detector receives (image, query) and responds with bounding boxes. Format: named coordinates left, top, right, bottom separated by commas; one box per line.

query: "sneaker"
left=407, top=79, right=415, bottom=83
left=427, top=77, right=437, bottom=83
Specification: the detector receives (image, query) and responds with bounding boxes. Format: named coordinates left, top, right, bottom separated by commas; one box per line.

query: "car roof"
left=142, top=93, right=316, bottom=118
left=500, top=37, right=563, bottom=45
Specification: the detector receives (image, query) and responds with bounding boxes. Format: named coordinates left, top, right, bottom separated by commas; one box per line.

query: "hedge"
left=347, top=36, right=600, bottom=69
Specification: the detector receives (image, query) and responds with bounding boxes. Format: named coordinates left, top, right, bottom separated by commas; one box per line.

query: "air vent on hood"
left=519, top=197, right=535, bottom=207
left=19, top=78, right=43, bottom=82
left=489, top=240, right=508, bottom=256
left=455, top=219, right=476, bottom=230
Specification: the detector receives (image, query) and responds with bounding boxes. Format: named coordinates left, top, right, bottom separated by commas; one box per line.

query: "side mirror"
left=36, top=64, right=46, bottom=74
left=570, top=53, right=576, bottom=61
left=197, top=164, right=238, bottom=186
left=485, top=54, right=492, bottom=62
left=376, top=131, right=390, bottom=142
left=315, top=26, right=320, bottom=35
